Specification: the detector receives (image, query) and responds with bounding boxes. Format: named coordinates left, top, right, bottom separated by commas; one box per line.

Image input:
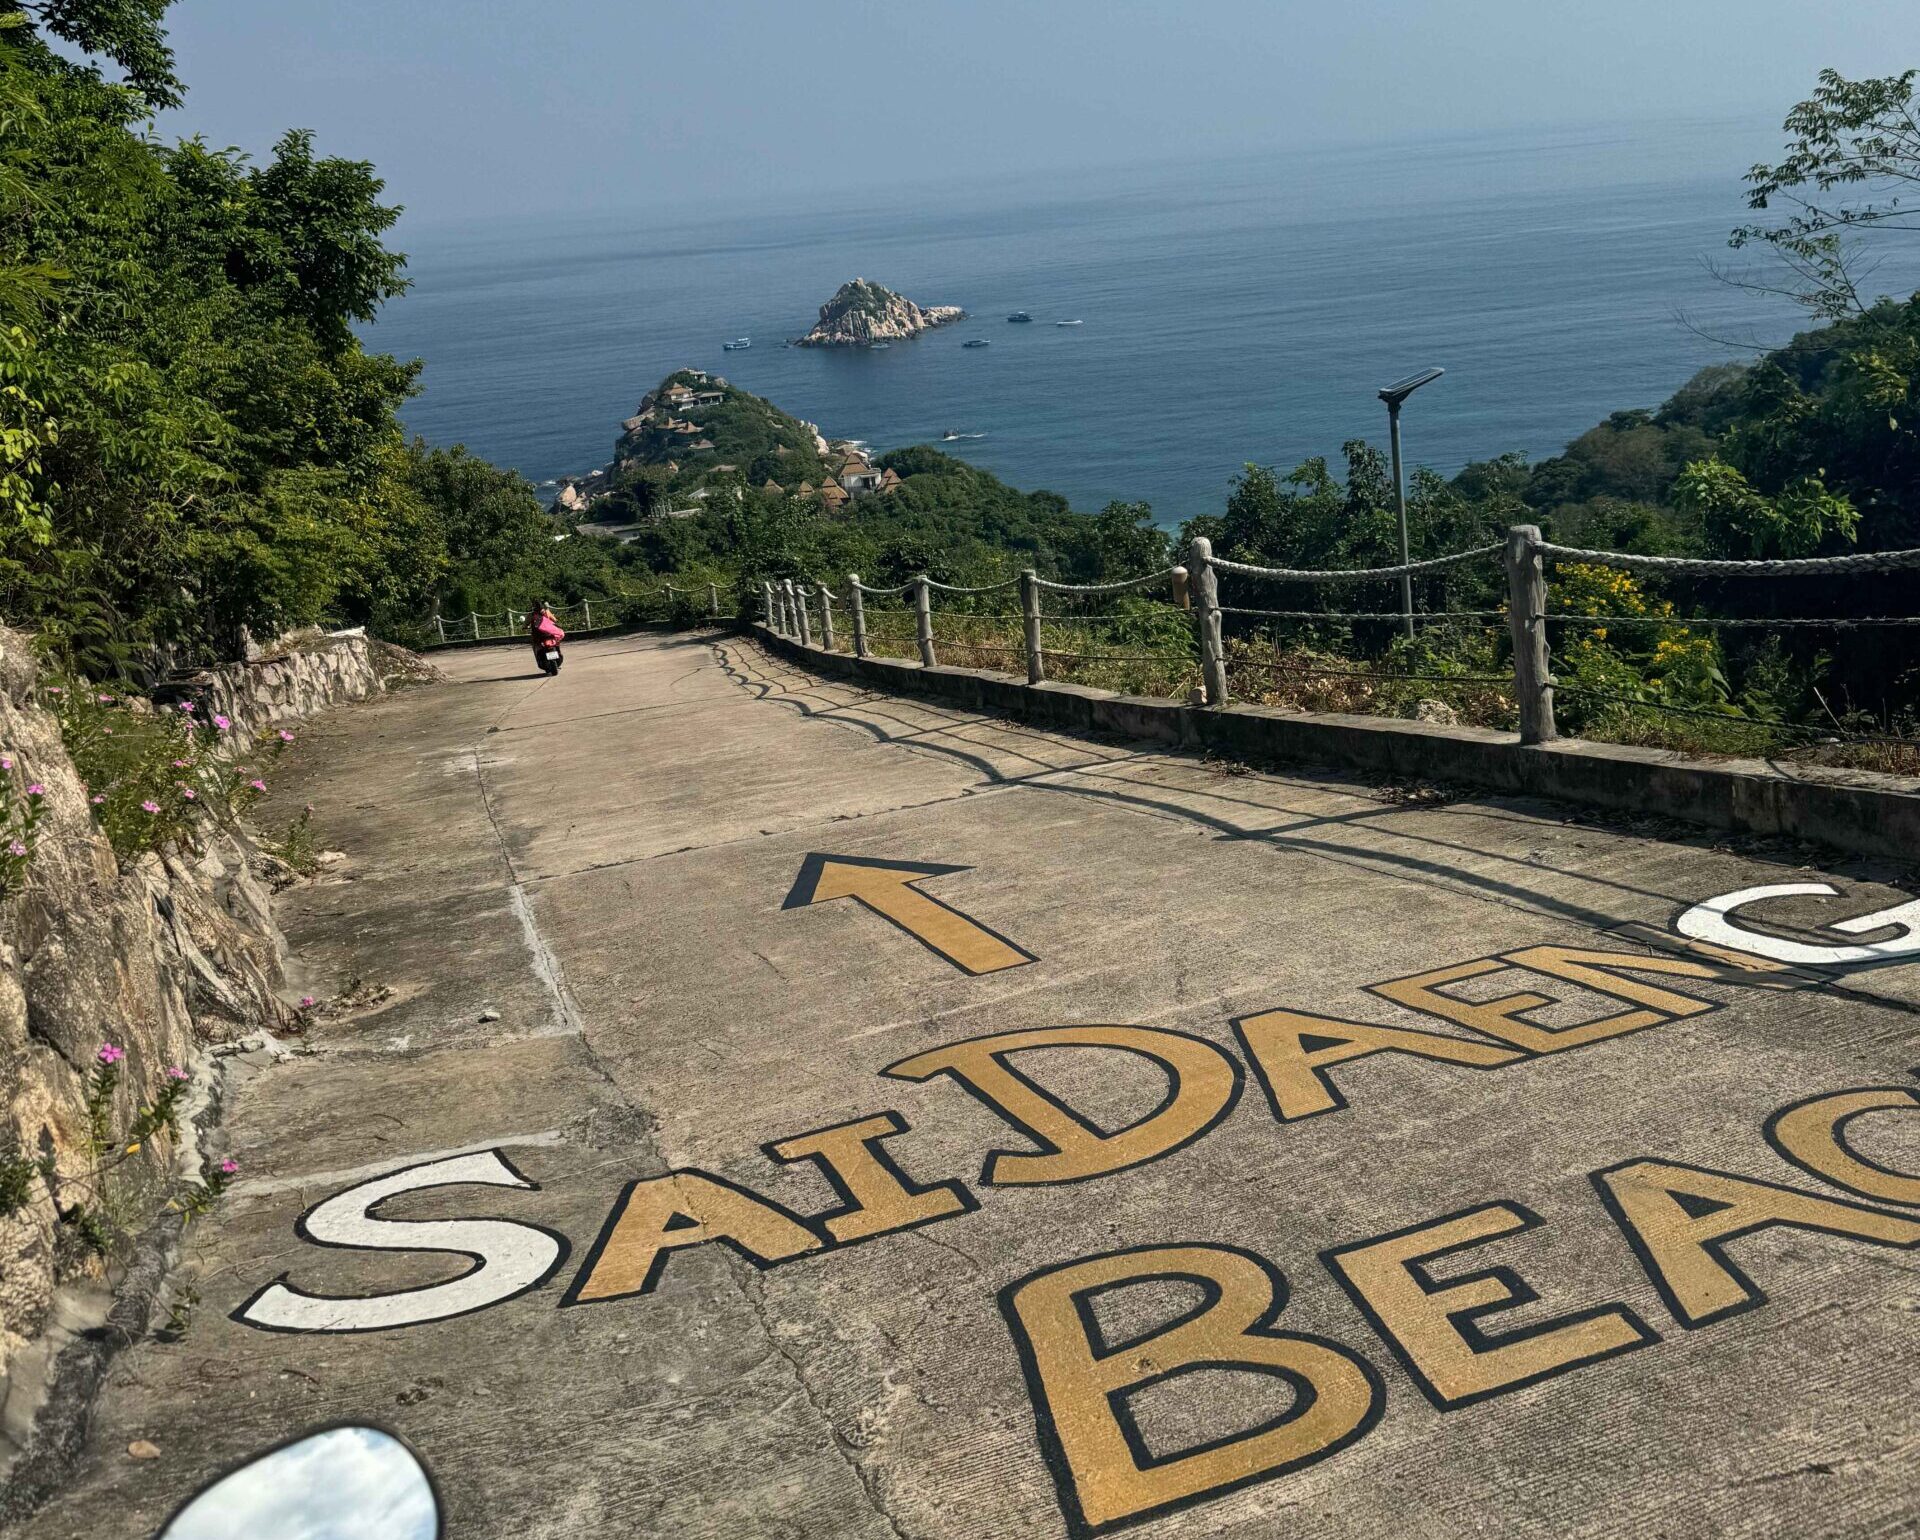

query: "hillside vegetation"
left=0, top=4, right=617, bottom=675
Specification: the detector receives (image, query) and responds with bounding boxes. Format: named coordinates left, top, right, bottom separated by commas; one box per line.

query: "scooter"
left=534, top=638, right=563, bottom=676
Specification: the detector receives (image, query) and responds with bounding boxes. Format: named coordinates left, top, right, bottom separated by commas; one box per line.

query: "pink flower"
left=140, top=799, right=160, bottom=814
left=91, top=794, right=106, bottom=805
left=177, top=701, right=195, bottom=714
left=0, top=755, right=12, bottom=771
left=166, top=1066, right=188, bottom=1081
left=180, top=788, right=196, bottom=801
left=172, top=759, right=190, bottom=769
left=96, top=692, right=113, bottom=704
left=218, top=1157, right=238, bottom=1175
left=277, top=730, right=294, bottom=743
left=97, top=1043, right=124, bottom=1065
left=298, top=995, right=315, bottom=1008
left=24, top=782, right=41, bottom=796
left=248, top=779, right=267, bottom=793
left=6, top=840, right=25, bottom=857
left=212, top=714, right=231, bottom=732
left=44, top=686, right=60, bottom=695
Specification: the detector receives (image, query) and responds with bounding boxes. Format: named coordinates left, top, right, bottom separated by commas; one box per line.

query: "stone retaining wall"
left=758, top=625, right=1920, bottom=863
left=0, top=627, right=396, bottom=1479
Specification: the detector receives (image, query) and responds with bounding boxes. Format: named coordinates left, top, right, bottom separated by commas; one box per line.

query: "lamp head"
left=1378, top=367, right=1445, bottom=407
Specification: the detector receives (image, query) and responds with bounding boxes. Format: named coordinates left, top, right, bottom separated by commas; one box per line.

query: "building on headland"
left=662, top=384, right=725, bottom=411
left=838, top=457, right=883, bottom=496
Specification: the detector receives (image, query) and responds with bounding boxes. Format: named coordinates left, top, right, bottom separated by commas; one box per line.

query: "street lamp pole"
left=1377, top=367, right=1444, bottom=643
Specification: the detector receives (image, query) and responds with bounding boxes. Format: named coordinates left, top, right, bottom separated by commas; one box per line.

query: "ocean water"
left=364, top=119, right=1920, bottom=527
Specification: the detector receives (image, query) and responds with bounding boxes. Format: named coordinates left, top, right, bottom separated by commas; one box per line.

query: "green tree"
left=1732, top=67, right=1920, bottom=319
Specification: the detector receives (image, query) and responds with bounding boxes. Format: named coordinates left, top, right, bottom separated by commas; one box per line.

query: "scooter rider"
left=530, top=601, right=566, bottom=673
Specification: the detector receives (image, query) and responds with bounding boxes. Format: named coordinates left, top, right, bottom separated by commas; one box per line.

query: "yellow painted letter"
left=1370, top=946, right=1720, bottom=1055
left=885, top=1025, right=1241, bottom=1186
left=1594, top=1158, right=1920, bottom=1326
left=1002, top=1244, right=1381, bottom=1535
left=1765, top=1088, right=1920, bottom=1206
left=1233, top=1007, right=1521, bottom=1122
left=563, top=1170, right=824, bottom=1305
left=1323, top=1202, right=1655, bottom=1408
left=767, top=1111, right=974, bottom=1243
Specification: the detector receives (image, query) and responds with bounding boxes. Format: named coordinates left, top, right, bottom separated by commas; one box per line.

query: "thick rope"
left=1033, top=568, right=1181, bottom=595
left=1536, top=542, right=1920, bottom=576
left=923, top=576, right=1022, bottom=594
left=1211, top=546, right=1502, bottom=583
left=1220, top=606, right=1506, bottom=622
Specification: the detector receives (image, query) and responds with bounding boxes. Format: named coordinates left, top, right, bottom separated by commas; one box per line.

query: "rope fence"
left=756, top=528, right=1920, bottom=763
left=418, top=581, right=727, bottom=646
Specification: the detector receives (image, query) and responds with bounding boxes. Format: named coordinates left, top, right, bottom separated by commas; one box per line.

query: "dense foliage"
left=0, top=4, right=610, bottom=676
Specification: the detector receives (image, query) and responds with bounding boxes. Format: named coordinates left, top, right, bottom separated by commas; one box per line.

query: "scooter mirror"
left=158, top=1425, right=440, bottom=1538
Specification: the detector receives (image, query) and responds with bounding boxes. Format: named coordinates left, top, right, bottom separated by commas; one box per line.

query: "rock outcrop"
left=0, top=628, right=409, bottom=1479
left=795, top=278, right=964, bottom=347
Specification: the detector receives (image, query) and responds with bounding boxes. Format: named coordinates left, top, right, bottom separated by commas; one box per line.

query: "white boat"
left=723, top=336, right=752, bottom=350
left=1055, top=319, right=1083, bottom=327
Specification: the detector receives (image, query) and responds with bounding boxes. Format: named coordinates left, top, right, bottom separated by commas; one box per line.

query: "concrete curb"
left=754, top=624, right=1920, bottom=863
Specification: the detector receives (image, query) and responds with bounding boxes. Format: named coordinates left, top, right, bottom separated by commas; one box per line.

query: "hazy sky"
left=151, top=1, right=1920, bottom=226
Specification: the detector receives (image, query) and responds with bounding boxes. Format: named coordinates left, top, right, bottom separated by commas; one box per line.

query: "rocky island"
left=795, top=277, right=964, bottom=347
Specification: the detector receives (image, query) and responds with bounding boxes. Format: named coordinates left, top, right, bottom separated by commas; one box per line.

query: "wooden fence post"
left=849, top=577, right=869, bottom=658
left=820, top=588, right=836, bottom=651
left=1020, top=570, right=1045, bottom=684
left=1189, top=537, right=1227, bottom=705
left=1505, top=524, right=1558, bottom=744
left=914, top=577, right=936, bottom=667
left=795, top=585, right=813, bottom=646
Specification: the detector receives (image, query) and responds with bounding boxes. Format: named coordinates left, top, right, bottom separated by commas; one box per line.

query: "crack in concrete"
left=735, top=1268, right=916, bottom=1540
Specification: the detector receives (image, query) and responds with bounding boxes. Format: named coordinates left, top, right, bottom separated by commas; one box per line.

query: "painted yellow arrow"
left=782, top=854, right=1035, bottom=976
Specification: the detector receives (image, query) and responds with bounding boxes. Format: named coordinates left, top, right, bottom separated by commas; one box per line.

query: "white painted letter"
left=1675, top=884, right=1920, bottom=968
left=235, top=1150, right=566, bottom=1333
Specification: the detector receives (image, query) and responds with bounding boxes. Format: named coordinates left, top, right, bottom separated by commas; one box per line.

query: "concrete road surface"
left=24, top=632, right=1920, bottom=1539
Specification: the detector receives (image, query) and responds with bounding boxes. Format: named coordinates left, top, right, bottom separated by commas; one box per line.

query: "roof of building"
left=879, top=467, right=903, bottom=486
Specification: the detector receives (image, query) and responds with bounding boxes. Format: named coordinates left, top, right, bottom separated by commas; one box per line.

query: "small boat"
left=722, top=336, right=752, bottom=350
left=1055, top=319, right=1083, bottom=327
left=942, top=430, right=986, bottom=441
left=962, top=338, right=990, bottom=348
left=1007, top=311, right=1032, bottom=323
